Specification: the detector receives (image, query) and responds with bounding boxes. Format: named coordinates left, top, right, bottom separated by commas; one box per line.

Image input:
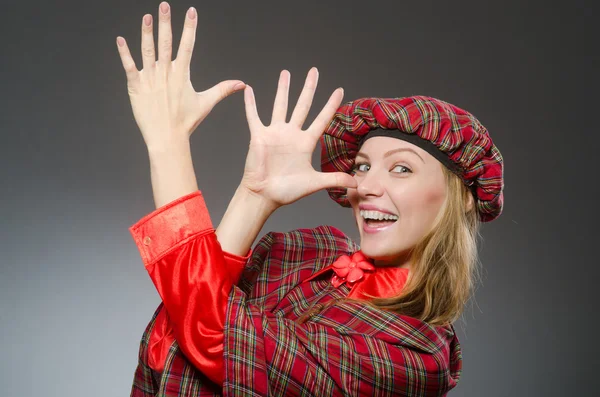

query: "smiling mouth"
left=363, top=218, right=397, bottom=228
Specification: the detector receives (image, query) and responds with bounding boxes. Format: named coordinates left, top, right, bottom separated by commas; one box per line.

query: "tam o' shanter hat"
left=320, top=96, right=504, bottom=222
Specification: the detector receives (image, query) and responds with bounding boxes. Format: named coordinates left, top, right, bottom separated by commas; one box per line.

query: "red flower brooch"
left=331, top=251, right=375, bottom=288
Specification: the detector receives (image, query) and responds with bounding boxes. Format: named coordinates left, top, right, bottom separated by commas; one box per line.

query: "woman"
left=117, top=3, right=503, bottom=396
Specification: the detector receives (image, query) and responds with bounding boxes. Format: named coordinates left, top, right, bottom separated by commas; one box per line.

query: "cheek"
left=423, top=185, right=447, bottom=209
left=416, top=188, right=447, bottom=228
left=393, top=183, right=446, bottom=215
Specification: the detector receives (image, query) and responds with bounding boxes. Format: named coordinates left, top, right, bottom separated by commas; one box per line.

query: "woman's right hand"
left=115, top=2, right=245, bottom=152
left=240, top=68, right=357, bottom=211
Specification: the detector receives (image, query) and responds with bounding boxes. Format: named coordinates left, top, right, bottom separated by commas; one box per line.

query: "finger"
left=244, top=86, right=264, bottom=134
left=270, top=70, right=290, bottom=125
left=289, top=67, right=319, bottom=128
left=157, top=2, right=172, bottom=65
left=116, top=37, right=140, bottom=86
left=311, top=171, right=358, bottom=194
left=201, top=80, right=246, bottom=109
left=141, top=14, right=156, bottom=72
left=306, top=87, right=344, bottom=139
left=175, top=7, right=198, bottom=76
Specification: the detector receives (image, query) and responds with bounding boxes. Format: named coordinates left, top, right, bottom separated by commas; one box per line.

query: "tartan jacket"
left=129, top=191, right=462, bottom=396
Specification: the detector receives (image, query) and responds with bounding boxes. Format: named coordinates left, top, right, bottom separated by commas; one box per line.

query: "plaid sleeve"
left=223, top=287, right=459, bottom=397
left=130, top=303, right=163, bottom=397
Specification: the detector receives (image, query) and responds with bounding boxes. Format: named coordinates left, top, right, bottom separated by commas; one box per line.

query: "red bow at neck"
left=331, top=251, right=375, bottom=288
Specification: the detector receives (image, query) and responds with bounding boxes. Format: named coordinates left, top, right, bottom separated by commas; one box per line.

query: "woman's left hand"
left=239, top=67, right=357, bottom=210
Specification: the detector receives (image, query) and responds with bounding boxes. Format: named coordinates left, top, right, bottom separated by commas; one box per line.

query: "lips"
left=362, top=218, right=396, bottom=234
left=358, top=204, right=397, bottom=216
left=357, top=205, right=398, bottom=234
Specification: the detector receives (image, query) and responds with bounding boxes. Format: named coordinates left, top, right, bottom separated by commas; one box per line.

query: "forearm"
left=147, top=141, right=199, bottom=209
left=146, top=139, right=275, bottom=256
left=215, top=185, right=276, bottom=256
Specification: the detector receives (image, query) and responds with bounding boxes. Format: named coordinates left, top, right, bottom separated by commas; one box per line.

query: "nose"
left=356, top=169, right=384, bottom=198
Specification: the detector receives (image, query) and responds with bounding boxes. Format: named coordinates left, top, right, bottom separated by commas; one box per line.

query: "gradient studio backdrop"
left=0, top=0, right=595, bottom=396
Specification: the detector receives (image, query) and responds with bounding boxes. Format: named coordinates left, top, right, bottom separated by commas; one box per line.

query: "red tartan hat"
left=320, top=96, right=504, bottom=222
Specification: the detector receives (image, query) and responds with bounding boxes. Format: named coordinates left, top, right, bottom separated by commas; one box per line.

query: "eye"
left=391, top=165, right=412, bottom=173
left=352, top=163, right=370, bottom=173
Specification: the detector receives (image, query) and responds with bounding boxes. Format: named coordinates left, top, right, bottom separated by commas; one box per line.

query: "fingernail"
left=143, top=14, right=152, bottom=26
left=188, top=7, right=196, bottom=19
left=160, top=2, right=170, bottom=15
left=116, top=37, right=125, bottom=47
left=234, top=82, right=245, bottom=91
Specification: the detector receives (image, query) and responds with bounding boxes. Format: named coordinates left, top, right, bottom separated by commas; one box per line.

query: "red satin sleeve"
left=144, top=249, right=251, bottom=374
left=129, top=190, right=247, bottom=385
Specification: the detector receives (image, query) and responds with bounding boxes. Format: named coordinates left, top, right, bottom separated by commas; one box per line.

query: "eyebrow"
left=355, top=148, right=425, bottom=163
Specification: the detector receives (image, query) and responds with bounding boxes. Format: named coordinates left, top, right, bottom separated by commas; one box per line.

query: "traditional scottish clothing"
left=129, top=96, right=503, bottom=396
left=130, top=191, right=461, bottom=396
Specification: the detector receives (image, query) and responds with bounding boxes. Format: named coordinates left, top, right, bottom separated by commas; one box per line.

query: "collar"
left=347, top=263, right=410, bottom=300
left=305, top=251, right=411, bottom=300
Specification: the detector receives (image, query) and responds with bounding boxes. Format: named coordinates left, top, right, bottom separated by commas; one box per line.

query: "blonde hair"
left=370, top=166, right=482, bottom=326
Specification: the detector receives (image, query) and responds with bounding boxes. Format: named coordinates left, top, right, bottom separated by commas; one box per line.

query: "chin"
left=359, top=238, right=412, bottom=267
left=360, top=241, right=397, bottom=260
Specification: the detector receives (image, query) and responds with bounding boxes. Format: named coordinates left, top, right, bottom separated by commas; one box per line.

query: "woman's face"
left=347, top=136, right=447, bottom=268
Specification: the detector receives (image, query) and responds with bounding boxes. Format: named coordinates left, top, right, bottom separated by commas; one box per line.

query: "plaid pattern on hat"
left=320, top=96, right=504, bottom=222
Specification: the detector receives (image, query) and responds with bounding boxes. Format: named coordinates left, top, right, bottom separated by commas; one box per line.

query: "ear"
left=465, top=192, right=475, bottom=212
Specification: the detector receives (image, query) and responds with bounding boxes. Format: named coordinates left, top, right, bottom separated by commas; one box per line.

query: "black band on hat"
left=357, top=128, right=463, bottom=175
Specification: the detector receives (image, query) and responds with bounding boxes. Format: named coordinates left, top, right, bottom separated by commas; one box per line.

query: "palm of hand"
left=241, top=69, right=357, bottom=208
left=243, top=124, right=317, bottom=206
left=116, top=3, right=245, bottom=151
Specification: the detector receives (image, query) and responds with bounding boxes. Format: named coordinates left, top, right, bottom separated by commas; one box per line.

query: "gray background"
left=0, top=0, right=595, bottom=396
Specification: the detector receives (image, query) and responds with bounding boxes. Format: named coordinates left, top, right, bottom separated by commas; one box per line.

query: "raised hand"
left=115, top=2, right=245, bottom=152
left=240, top=68, right=357, bottom=210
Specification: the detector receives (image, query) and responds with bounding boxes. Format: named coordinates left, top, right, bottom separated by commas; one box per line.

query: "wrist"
left=232, top=185, right=278, bottom=219
left=146, top=140, right=198, bottom=209
left=215, top=185, right=276, bottom=256
left=147, top=139, right=191, bottom=157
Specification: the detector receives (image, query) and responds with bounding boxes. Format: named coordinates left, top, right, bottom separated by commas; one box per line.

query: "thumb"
left=202, top=80, right=246, bottom=108
left=312, top=171, right=357, bottom=193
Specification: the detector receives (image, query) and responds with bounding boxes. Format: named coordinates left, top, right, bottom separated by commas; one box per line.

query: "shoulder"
left=253, top=225, right=359, bottom=261
left=238, top=225, right=358, bottom=293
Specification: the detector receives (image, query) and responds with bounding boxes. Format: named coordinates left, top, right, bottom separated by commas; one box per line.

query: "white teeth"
left=360, top=210, right=399, bottom=221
